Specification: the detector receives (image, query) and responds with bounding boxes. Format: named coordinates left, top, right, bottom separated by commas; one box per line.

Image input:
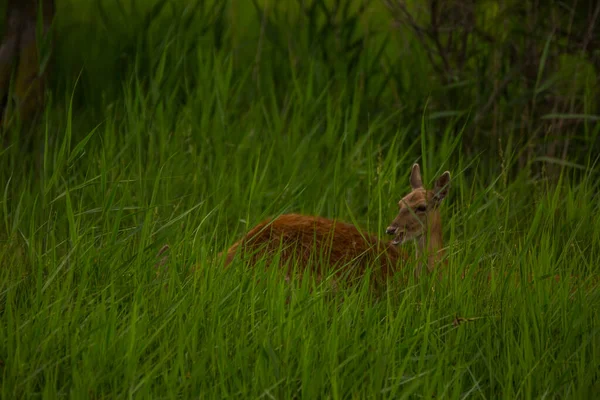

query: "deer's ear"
left=410, top=163, right=423, bottom=189
left=433, top=171, right=451, bottom=204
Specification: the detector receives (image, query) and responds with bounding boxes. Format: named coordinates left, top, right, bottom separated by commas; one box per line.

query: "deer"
left=222, top=163, right=451, bottom=286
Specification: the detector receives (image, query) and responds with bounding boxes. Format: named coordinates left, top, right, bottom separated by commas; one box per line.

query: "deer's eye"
left=416, top=205, right=427, bottom=213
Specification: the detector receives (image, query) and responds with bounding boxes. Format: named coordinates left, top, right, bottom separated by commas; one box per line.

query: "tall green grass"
left=1, top=0, right=599, bottom=398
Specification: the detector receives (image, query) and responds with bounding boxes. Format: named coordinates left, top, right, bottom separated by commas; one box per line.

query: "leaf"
left=67, top=123, right=102, bottom=165
left=540, top=113, right=600, bottom=121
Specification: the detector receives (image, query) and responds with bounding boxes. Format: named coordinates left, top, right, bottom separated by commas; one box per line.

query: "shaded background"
left=1, top=0, right=599, bottom=178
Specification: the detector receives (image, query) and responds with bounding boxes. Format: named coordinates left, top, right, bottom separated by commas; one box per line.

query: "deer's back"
left=224, top=214, right=407, bottom=283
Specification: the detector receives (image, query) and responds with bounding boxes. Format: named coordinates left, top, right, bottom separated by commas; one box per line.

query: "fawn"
left=223, top=163, right=450, bottom=284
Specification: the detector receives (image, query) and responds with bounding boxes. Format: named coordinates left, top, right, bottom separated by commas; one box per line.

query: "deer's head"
left=385, top=163, right=450, bottom=246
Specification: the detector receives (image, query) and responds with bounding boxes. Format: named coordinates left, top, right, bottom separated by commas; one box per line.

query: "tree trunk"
left=0, top=0, right=54, bottom=128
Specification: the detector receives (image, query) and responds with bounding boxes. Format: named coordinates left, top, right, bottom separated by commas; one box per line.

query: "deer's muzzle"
left=385, top=226, right=397, bottom=235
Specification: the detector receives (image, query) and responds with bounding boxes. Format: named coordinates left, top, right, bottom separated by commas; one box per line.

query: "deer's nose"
left=385, top=226, right=397, bottom=235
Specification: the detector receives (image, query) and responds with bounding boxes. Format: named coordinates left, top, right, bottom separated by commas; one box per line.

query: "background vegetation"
left=0, top=0, right=598, bottom=398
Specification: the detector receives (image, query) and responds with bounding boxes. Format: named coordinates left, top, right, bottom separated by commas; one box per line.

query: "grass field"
left=1, top=1, right=599, bottom=398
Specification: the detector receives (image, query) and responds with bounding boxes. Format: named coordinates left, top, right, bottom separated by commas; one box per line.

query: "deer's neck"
left=415, top=212, right=445, bottom=275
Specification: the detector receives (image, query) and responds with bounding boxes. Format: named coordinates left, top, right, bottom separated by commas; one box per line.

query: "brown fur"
left=224, top=213, right=408, bottom=286
left=222, top=163, right=451, bottom=286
